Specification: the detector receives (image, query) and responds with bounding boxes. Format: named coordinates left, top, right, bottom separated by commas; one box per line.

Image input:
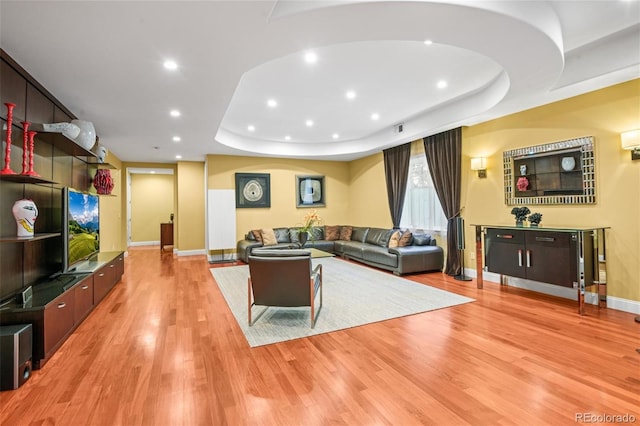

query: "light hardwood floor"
left=1, top=246, right=638, bottom=425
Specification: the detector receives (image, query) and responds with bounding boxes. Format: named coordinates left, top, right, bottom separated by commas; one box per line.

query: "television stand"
left=0, top=251, right=124, bottom=369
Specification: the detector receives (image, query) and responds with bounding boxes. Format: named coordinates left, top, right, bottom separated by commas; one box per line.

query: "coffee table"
left=306, top=248, right=335, bottom=258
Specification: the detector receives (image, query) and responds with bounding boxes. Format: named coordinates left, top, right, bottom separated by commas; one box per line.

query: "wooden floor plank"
left=1, top=246, right=639, bottom=425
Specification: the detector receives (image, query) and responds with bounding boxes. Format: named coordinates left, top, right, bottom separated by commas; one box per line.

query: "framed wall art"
left=296, top=175, right=325, bottom=208
left=235, top=173, right=271, bottom=208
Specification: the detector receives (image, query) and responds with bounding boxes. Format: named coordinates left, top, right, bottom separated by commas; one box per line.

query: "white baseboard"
left=129, top=240, right=159, bottom=247
left=176, top=249, right=206, bottom=257
left=464, top=267, right=638, bottom=314
left=606, top=296, right=640, bottom=315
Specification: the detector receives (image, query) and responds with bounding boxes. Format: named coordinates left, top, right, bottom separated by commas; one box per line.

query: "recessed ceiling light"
left=175, top=155, right=182, bottom=159
left=332, top=133, right=340, bottom=139
left=284, top=135, right=291, bottom=141
left=163, top=59, right=178, bottom=70
left=267, top=99, right=277, bottom=108
left=437, top=80, right=448, bottom=89
left=170, top=109, right=181, bottom=117
left=172, top=136, right=181, bottom=142
left=424, top=40, right=433, bottom=45
left=346, top=90, right=356, bottom=100
left=248, top=125, right=255, bottom=131
left=150, top=170, right=156, bottom=174
left=371, top=113, right=380, bottom=121
left=305, top=120, right=314, bottom=127
left=304, top=51, right=318, bottom=64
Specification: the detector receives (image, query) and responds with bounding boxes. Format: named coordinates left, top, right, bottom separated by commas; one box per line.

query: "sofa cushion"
left=362, top=245, right=398, bottom=268
left=388, top=230, right=401, bottom=248
left=309, top=226, right=324, bottom=241
left=351, top=227, right=369, bottom=243
left=274, top=227, right=291, bottom=243
left=251, top=229, right=263, bottom=243
left=288, top=228, right=301, bottom=243
left=412, top=233, right=432, bottom=246
left=365, top=228, right=394, bottom=248
left=261, top=228, right=278, bottom=246
left=325, top=225, right=340, bottom=241
left=339, top=226, right=352, bottom=241
left=398, top=231, right=413, bottom=247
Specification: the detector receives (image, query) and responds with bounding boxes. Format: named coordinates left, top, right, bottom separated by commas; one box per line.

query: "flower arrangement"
left=300, top=209, right=322, bottom=233
left=528, top=212, right=543, bottom=226
left=510, top=206, right=530, bottom=224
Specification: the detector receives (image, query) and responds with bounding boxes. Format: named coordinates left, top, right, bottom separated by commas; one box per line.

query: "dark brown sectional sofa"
left=236, top=226, right=444, bottom=275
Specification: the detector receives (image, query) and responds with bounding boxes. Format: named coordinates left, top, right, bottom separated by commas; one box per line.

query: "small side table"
left=160, top=222, right=174, bottom=252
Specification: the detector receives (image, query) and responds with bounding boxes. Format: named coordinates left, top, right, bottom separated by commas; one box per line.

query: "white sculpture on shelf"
left=71, top=119, right=96, bottom=150
left=12, top=199, right=38, bottom=237
left=91, top=142, right=108, bottom=163
left=35, top=119, right=96, bottom=151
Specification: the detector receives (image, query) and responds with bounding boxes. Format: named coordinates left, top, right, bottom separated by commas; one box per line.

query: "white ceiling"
left=1, top=1, right=639, bottom=163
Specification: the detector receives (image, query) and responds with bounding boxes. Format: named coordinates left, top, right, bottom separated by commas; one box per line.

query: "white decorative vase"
left=12, top=199, right=38, bottom=237
left=561, top=157, right=576, bottom=171
left=71, top=120, right=96, bottom=151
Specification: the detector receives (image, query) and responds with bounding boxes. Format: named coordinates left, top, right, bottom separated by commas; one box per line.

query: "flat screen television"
left=63, top=187, right=100, bottom=272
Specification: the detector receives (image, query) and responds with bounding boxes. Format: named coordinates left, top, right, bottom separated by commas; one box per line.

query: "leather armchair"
left=247, top=249, right=323, bottom=328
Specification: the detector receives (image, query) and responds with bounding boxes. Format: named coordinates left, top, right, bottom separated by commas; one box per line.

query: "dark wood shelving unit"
left=0, top=174, right=57, bottom=185
left=0, top=233, right=61, bottom=243
left=513, top=149, right=583, bottom=197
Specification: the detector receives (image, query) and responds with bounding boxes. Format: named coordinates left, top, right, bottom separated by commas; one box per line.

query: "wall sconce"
left=470, top=157, right=487, bottom=178
left=621, top=130, right=640, bottom=160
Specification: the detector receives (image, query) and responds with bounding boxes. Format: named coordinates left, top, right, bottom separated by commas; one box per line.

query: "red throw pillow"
left=339, top=226, right=353, bottom=241
left=325, top=225, right=340, bottom=241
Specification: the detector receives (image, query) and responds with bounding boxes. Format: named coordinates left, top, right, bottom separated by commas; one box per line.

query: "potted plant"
left=510, top=206, right=530, bottom=226
left=299, top=209, right=321, bottom=246
left=528, top=212, right=543, bottom=227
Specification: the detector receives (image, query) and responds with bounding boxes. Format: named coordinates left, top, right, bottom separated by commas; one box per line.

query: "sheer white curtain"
left=399, top=154, right=448, bottom=233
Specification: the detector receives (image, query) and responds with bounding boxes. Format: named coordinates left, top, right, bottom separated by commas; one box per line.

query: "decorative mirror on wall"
left=503, top=136, right=595, bottom=205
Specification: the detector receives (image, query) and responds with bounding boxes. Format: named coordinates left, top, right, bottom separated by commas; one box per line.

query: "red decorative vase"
left=93, top=169, right=114, bottom=195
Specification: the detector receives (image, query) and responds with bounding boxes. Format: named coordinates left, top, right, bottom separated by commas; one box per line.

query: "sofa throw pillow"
left=398, top=231, right=413, bottom=247
left=288, top=228, right=301, bottom=244
left=339, top=226, right=353, bottom=241
left=260, top=228, right=278, bottom=246
left=388, top=230, right=401, bottom=248
left=250, top=229, right=263, bottom=243
left=325, top=225, right=340, bottom=241
left=412, top=233, right=432, bottom=246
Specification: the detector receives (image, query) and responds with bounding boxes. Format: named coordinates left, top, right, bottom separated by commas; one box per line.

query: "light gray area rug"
left=210, top=257, right=474, bottom=347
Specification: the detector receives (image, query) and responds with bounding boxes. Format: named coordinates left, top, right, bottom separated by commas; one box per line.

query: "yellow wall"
left=347, top=152, right=393, bottom=228
left=207, top=155, right=351, bottom=243
left=130, top=173, right=175, bottom=242
left=177, top=161, right=205, bottom=251
left=462, top=79, right=640, bottom=302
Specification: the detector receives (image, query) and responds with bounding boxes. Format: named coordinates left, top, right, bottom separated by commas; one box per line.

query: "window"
left=399, top=154, right=448, bottom=233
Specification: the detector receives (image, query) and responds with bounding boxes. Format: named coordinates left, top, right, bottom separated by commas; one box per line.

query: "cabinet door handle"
left=81, top=285, right=89, bottom=290
left=110, top=264, right=115, bottom=268
left=535, top=236, right=555, bottom=242
left=526, top=250, right=531, bottom=268
left=497, top=234, right=514, bottom=239
left=98, top=273, right=105, bottom=277
left=57, top=302, right=66, bottom=309
left=518, top=249, right=523, bottom=266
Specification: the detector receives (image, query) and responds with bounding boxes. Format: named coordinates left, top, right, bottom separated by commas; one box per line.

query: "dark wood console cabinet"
left=474, top=225, right=608, bottom=315
left=0, top=251, right=124, bottom=369
left=160, top=223, right=174, bottom=252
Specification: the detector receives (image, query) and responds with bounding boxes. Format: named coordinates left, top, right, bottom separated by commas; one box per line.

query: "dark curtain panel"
left=422, top=127, right=462, bottom=276
left=383, top=143, right=411, bottom=228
